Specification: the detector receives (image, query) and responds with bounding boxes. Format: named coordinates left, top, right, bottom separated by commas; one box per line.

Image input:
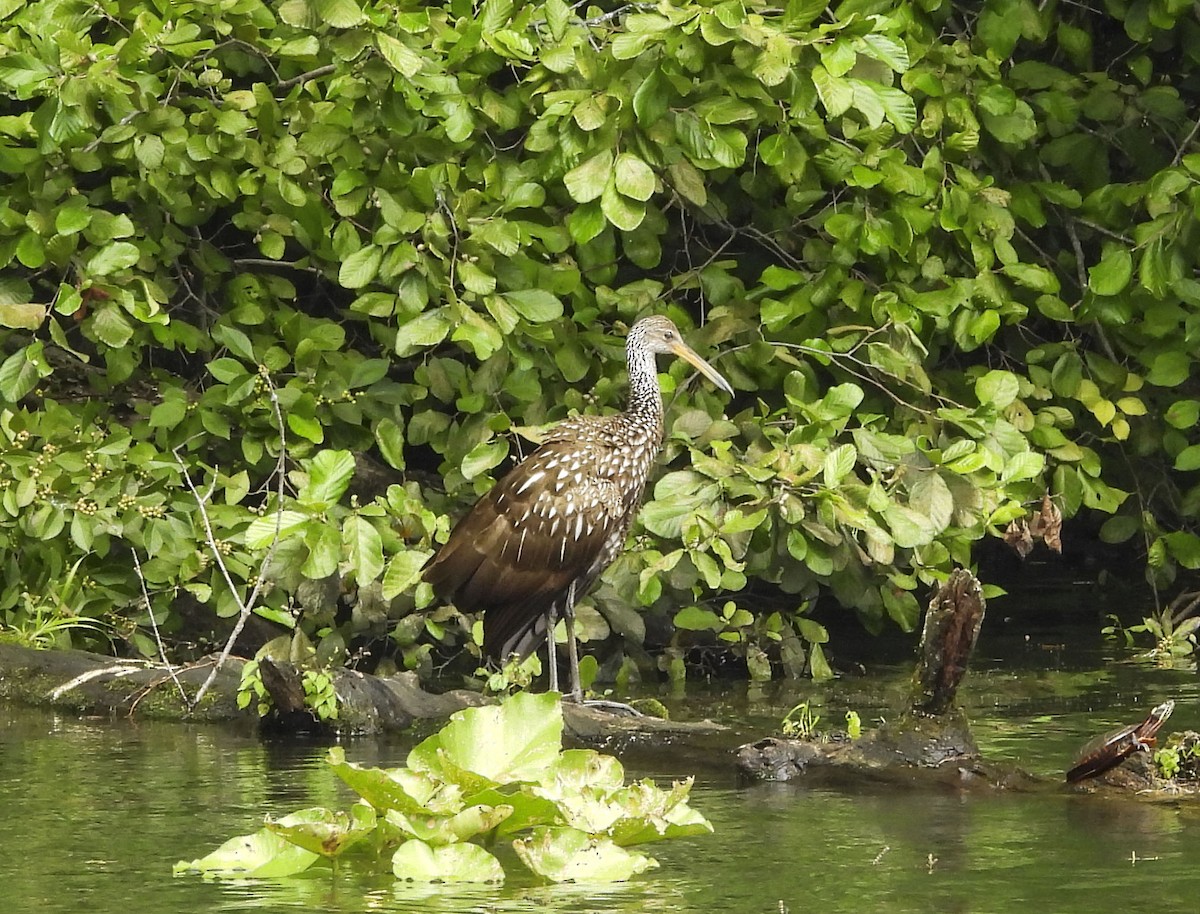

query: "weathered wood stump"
left=737, top=569, right=1007, bottom=786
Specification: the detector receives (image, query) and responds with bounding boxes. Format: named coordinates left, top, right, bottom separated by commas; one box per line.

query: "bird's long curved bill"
left=670, top=340, right=734, bottom=395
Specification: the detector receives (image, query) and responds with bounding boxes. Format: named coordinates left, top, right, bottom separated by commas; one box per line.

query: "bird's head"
left=630, top=316, right=734, bottom=395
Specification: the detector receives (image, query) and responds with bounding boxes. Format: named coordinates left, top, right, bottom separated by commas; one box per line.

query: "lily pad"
left=606, top=779, right=715, bottom=846
left=391, top=839, right=505, bottom=883
left=538, top=749, right=627, bottom=794
left=173, top=825, right=319, bottom=878
left=327, top=747, right=463, bottom=815
left=384, top=804, right=513, bottom=846
left=264, top=805, right=376, bottom=858
left=513, top=826, right=658, bottom=883
left=407, top=692, right=562, bottom=789
left=467, top=786, right=563, bottom=837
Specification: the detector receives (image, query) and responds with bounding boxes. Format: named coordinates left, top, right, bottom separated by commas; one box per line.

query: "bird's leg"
left=564, top=580, right=583, bottom=702
left=564, top=583, right=643, bottom=717
left=546, top=601, right=560, bottom=694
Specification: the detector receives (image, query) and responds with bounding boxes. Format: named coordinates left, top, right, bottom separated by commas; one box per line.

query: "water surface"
left=1, top=641, right=1197, bottom=913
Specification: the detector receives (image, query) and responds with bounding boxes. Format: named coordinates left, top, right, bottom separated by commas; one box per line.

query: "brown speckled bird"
left=421, top=316, right=733, bottom=699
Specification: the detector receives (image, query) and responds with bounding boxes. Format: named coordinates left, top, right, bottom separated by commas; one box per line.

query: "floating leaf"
left=392, top=840, right=504, bottom=883
left=174, top=823, right=320, bottom=878
left=385, top=804, right=512, bottom=846
left=327, top=747, right=464, bottom=815
left=265, top=806, right=376, bottom=858
left=513, top=827, right=658, bottom=883
left=407, top=692, right=563, bottom=789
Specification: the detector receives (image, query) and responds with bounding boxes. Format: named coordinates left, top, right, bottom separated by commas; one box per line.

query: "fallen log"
left=0, top=643, right=725, bottom=746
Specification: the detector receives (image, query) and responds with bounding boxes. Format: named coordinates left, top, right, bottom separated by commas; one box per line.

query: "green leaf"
left=315, top=0, right=363, bottom=27
left=245, top=510, right=312, bottom=549
left=883, top=503, right=936, bottom=548
left=975, top=370, right=1020, bottom=409
left=1147, top=351, right=1189, bottom=387
left=633, top=70, right=668, bottom=126
left=174, top=823, right=320, bottom=877
left=376, top=33, right=422, bottom=77
left=600, top=183, right=646, bottom=231
left=149, top=394, right=188, bottom=429
left=0, top=342, right=50, bottom=401
left=392, top=840, right=504, bottom=883
left=264, top=806, right=376, bottom=858
left=673, top=605, right=721, bottom=631
left=1165, top=400, right=1200, bottom=429
left=1099, top=515, right=1140, bottom=543
left=504, top=289, right=563, bottom=323
left=344, top=515, right=384, bottom=583
left=0, top=302, right=47, bottom=330
left=302, top=523, right=342, bottom=578
left=407, top=692, right=563, bottom=789
left=395, top=309, right=452, bottom=354
left=667, top=160, right=707, bottom=206
left=299, top=450, right=356, bottom=506
left=1000, top=451, right=1045, bottom=482
left=564, top=150, right=613, bottom=204
left=461, top=438, right=508, bottom=480
left=614, top=152, right=655, bottom=202
left=375, top=417, right=406, bottom=470
left=1174, top=444, right=1200, bottom=472
left=86, top=241, right=140, bottom=276
left=813, top=65, right=853, bottom=117
left=385, top=804, right=512, bottom=846
left=339, top=244, right=382, bottom=289
left=382, top=549, right=433, bottom=599
left=289, top=410, right=326, bottom=443
left=1088, top=248, right=1132, bottom=296
left=822, top=444, right=857, bottom=488
left=567, top=201, right=606, bottom=244
left=513, top=827, right=657, bottom=883
left=326, top=747, right=463, bottom=815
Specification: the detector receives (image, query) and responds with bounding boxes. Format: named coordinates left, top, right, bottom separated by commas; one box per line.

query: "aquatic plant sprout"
left=174, top=693, right=712, bottom=884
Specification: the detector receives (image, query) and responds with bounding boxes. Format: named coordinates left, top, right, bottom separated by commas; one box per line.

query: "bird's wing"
left=421, top=436, right=628, bottom=660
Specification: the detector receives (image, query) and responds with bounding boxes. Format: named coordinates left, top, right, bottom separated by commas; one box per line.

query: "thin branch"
left=131, top=549, right=189, bottom=705
left=187, top=370, right=288, bottom=708
left=278, top=64, right=336, bottom=91
left=1173, top=115, right=1200, bottom=167
left=232, top=257, right=325, bottom=275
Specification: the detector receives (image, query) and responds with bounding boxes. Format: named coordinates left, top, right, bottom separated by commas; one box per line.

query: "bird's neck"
left=624, top=337, right=664, bottom=441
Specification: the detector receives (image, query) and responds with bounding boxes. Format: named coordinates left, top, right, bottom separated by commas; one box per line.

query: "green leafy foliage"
left=3, top=0, right=1200, bottom=679
left=175, top=693, right=712, bottom=884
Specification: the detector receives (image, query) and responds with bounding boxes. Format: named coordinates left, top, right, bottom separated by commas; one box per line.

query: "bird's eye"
left=663, top=330, right=675, bottom=340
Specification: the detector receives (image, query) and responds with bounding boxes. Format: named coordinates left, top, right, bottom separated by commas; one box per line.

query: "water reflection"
left=2, top=656, right=1199, bottom=914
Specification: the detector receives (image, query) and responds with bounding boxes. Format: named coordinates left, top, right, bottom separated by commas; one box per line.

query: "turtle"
left=1065, top=700, right=1175, bottom=784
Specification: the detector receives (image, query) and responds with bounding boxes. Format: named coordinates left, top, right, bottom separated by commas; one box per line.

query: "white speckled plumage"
left=421, top=316, right=732, bottom=697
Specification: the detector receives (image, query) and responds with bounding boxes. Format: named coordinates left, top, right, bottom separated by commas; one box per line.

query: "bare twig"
left=186, top=370, right=288, bottom=708
left=1172, top=115, right=1200, bottom=167
left=278, top=64, right=336, bottom=91
left=131, top=549, right=189, bottom=705
left=232, top=258, right=325, bottom=275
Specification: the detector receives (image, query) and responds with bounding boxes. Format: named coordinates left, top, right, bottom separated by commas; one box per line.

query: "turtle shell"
left=1065, top=700, right=1175, bottom=784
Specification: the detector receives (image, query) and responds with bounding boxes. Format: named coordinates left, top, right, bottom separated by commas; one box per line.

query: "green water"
left=2, top=648, right=1198, bottom=913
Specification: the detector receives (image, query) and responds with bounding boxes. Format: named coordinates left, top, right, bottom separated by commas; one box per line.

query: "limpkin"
left=422, top=315, right=733, bottom=700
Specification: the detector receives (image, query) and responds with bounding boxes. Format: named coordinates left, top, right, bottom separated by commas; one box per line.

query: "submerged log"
left=738, top=569, right=996, bottom=786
